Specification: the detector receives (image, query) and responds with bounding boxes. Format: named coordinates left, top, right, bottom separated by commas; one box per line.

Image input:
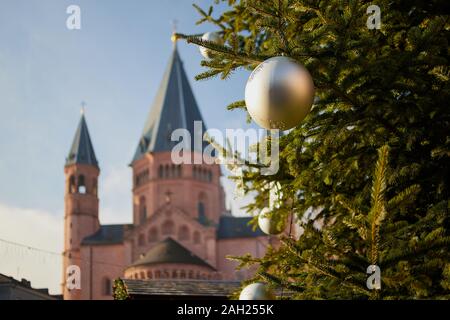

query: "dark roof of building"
left=66, top=113, right=98, bottom=167
left=217, top=216, right=266, bottom=239
left=0, top=273, right=60, bottom=300
left=81, top=224, right=133, bottom=246
left=119, top=279, right=240, bottom=299
left=130, top=238, right=214, bottom=269
left=131, top=45, right=208, bottom=163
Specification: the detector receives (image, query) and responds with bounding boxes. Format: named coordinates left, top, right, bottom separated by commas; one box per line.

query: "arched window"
left=193, top=166, right=197, bottom=179
left=164, top=164, right=169, bottom=178
left=103, top=277, right=112, bottom=296
left=178, top=225, right=190, bottom=241
left=208, top=171, right=212, bottom=182
left=198, top=192, right=208, bottom=224
left=177, top=165, right=182, bottom=177
left=155, top=270, right=161, bottom=279
left=162, top=220, right=174, bottom=235
left=193, top=231, right=201, bottom=244
left=198, top=203, right=206, bottom=224
left=69, top=175, right=76, bottom=194
left=147, top=271, right=153, bottom=279
left=202, top=169, right=207, bottom=181
left=180, top=270, right=186, bottom=279
left=158, top=165, right=163, bottom=178
left=78, top=175, right=86, bottom=194
left=139, top=196, right=147, bottom=224
left=172, top=270, right=178, bottom=279
left=148, top=227, right=158, bottom=242
left=138, top=233, right=145, bottom=246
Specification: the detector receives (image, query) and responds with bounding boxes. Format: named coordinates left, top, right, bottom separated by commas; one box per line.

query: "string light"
left=0, top=237, right=126, bottom=268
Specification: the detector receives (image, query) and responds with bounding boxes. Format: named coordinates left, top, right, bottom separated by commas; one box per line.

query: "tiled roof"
left=121, top=279, right=240, bottom=298
left=81, top=224, right=133, bottom=246
left=130, top=237, right=214, bottom=269
left=217, top=216, right=266, bottom=239
left=132, top=45, right=209, bottom=163
left=0, top=273, right=60, bottom=299
left=66, top=114, right=98, bottom=167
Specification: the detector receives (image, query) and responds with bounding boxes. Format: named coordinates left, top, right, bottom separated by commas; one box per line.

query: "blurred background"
left=0, top=0, right=256, bottom=294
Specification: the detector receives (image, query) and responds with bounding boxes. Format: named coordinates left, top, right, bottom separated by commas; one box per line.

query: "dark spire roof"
left=66, top=113, right=98, bottom=167
left=130, top=237, right=215, bottom=270
left=132, top=45, right=208, bottom=163
left=81, top=224, right=133, bottom=246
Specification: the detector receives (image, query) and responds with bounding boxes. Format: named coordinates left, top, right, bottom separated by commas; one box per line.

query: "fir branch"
left=195, top=69, right=224, bottom=81
left=387, top=184, right=421, bottom=211
left=282, top=239, right=370, bottom=296
left=227, top=100, right=246, bottom=111
left=259, top=271, right=304, bottom=293
left=369, top=145, right=389, bottom=265
left=192, top=3, right=227, bottom=30
left=176, top=33, right=266, bottom=64
left=380, top=237, right=450, bottom=268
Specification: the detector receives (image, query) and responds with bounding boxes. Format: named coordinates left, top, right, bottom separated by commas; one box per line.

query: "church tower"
left=62, top=111, right=100, bottom=300
left=130, top=43, right=225, bottom=227
left=127, top=42, right=226, bottom=271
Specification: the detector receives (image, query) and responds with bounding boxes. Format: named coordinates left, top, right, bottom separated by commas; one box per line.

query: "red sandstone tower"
left=62, top=112, right=100, bottom=300
left=126, top=43, right=226, bottom=272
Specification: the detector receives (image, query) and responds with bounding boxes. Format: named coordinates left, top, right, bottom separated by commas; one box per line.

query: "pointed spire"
left=66, top=109, right=98, bottom=167
left=132, top=43, right=208, bottom=163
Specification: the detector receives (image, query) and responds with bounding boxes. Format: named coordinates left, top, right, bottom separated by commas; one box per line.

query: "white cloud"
left=0, top=202, right=63, bottom=295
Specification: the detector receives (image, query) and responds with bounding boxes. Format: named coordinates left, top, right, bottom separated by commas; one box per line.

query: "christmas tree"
left=177, top=0, right=450, bottom=299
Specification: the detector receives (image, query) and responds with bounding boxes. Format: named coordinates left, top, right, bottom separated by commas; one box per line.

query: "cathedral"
left=62, top=43, right=270, bottom=300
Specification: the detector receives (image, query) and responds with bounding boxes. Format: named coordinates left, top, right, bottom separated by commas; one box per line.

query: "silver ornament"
left=239, top=282, right=275, bottom=300
left=199, top=32, right=223, bottom=59
left=258, top=207, right=285, bottom=235
left=245, top=56, right=315, bottom=130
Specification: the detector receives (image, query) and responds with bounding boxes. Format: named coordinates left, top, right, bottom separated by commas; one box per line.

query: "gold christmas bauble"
left=245, top=56, right=315, bottom=130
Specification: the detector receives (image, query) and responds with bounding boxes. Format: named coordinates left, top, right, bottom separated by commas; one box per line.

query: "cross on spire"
left=171, top=19, right=179, bottom=43
left=171, top=19, right=178, bottom=33
left=80, top=101, right=86, bottom=115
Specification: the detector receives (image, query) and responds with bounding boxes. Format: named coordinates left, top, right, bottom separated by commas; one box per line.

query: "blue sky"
left=0, top=0, right=255, bottom=293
